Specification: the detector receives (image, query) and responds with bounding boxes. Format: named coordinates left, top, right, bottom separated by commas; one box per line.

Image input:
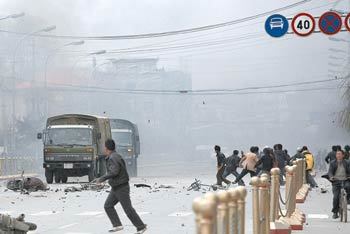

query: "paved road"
left=0, top=168, right=349, bottom=234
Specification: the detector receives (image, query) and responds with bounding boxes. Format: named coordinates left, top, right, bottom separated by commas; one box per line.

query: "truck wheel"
left=54, top=171, right=61, bottom=183
left=61, top=175, right=68, bottom=183
left=45, top=169, right=53, bottom=184
left=88, top=169, right=95, bottom=182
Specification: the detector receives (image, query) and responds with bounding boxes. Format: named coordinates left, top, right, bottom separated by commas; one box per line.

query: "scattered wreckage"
left=0, top=213, right=37, bottom=234
left=64, top=182, right=109, bottom=193
left=187, top=179, right=224, bottom=192
left=6, top=176, right=47, bottom=193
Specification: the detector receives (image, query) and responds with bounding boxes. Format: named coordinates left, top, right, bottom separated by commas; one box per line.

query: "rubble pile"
left=6, top=177, right=47, bottom=193
left=0, top=213, right=37, bottom=234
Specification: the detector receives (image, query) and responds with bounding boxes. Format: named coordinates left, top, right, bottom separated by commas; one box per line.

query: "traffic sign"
left=345, top=13, right=350, bottom=32
left=318, top=11, right=342, bottom=35
left=265, top=14, right=289, bottom=38
left=291, top=13, right=315, bottom=36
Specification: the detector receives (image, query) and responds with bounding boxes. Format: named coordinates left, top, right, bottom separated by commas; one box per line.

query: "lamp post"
left=71, top=50, right=106, bottom=114
left=0, top=12, right=25, bottom=21
left=0, top=12, right=25, bottom=153
left=91, top=58, right=118, bottom=79
left=10, top=25, right=56, bottom=153
left=44, top=40, right=85, bottom=117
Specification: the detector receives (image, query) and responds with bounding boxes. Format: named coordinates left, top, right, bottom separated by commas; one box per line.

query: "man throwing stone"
left=96, top=139, right=147, bottom=233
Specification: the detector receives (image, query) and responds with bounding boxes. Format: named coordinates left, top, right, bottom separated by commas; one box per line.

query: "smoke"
left=0, top=0, right=349, bottom=176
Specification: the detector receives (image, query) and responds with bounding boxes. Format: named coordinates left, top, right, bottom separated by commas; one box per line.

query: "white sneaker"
left=135, top=225, right=147, bottom=233
left=109, top=226, right=124, bottom=232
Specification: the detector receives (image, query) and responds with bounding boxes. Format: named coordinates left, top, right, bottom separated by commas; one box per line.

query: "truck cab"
left=38, top=114, right=111, bottom=183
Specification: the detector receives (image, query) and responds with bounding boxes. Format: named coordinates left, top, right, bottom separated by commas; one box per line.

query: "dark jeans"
left=216, top=166, right=231, bottom=185
left=104, top=183, right=145, bottom=229
left=306, top=170, right=318, bottom=188
left=235, top=168, right=256, bottom=183
left=331, top=180, right=350, bottom=213
left=223, top=168, right=245, bottom=185
left=279, top=167, right=285, bottom=185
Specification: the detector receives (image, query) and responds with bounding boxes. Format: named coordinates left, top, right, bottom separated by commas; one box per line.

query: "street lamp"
left=71, top=49, right=107, bottom=86
left=89, top=50, right=106, bottom=55
left=44, top=40, right=85, bottom=117
left=0, top=12, right=25, bottom=21
left=10, top=25, right=56, bottom=152
left=92, top=58, right=118, bottom=79
left=45, top=40, right=85, bottom=87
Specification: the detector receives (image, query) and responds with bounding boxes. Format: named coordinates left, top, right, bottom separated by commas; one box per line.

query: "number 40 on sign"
left=292, top=13, right=316, bottom=36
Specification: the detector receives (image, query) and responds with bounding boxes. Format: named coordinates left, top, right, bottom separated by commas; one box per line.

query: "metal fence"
left=0, top=156, right=41, bottom=176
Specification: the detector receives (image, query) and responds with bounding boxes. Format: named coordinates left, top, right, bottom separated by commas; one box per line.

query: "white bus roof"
left=111, top=129, right=132, bottom=133
left=48, top=125, right=93, bottom=129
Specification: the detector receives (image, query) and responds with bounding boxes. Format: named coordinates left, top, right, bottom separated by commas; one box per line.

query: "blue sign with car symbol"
left=265, top=14, right=289, bottom=37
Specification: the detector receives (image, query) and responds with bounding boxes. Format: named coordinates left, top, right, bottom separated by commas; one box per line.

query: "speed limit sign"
left=292, top=13, right=315, bottom=36
left=345, top=13, right=350, bottom=32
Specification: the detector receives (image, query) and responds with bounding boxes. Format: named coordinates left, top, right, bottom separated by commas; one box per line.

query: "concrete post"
left=237, top=186, right=247, bottom=234
left=193, top=197, right=203, bottom=234
left=270, top=168, right=280, bottom=222
left=251, top=177, right=261, bottom=234
left=199, top=197, right=217, bottom=234
left=204, top=192, right=218, bottom=234
left=217, top=190, right=230, bottom=234
left=260, top=174, right=270, bottom=234
left=228, top=188, right=239, bottom=234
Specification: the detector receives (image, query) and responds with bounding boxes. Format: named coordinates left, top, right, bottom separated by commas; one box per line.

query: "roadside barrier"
left=0, top=156, right=40, bottom=177
left=193, top=187, right=247, bottom=234
left=193, top=158, right=310, bottom=234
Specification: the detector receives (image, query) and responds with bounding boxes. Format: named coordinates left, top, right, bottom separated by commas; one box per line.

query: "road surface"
left=0, top=162, right=349, bottom=234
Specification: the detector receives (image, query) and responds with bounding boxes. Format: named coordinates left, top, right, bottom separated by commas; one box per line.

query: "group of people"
left=214, top=144, right=318, bottom=188
left=214, top=144, right=350, bottom=220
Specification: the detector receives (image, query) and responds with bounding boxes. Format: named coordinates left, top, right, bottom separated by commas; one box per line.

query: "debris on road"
left=64, top=183, right=109, bottom=193
left=134, top=183, right=152, bottom=189
left=81, top=183, right=109, bottom=191
left=0, top=213, right=37, bottom=233
left=187, top=179, right=221, bottom=192
left=157, top=184, right=174, bottom=189
left=6, top=177, right=47, bottom=193
left=64, top=186, right=82, bottom=193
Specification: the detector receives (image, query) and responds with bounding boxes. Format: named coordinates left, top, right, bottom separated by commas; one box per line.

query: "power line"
left=0, top=0, right=311, bottom=41
left=3, top=76, right=346, bottom=95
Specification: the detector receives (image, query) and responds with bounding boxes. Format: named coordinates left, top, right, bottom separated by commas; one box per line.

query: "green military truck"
left=110, top=119, right=140, bottom=177
left=37, top=114, right=111, bottom=183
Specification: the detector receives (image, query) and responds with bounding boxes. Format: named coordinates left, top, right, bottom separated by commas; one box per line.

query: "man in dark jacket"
left=328, top=150, right=350, bottom=219
left=223, top=150, right=244, bottom=185
left=96, top=139, right=147, bottom=233
left=325, top=146, right=337, bottom=164
left=274, top=144, right=288, bottom=185
left=215, top=145, right=231, bottom=186
left=255, top=147, right=276, bottom=176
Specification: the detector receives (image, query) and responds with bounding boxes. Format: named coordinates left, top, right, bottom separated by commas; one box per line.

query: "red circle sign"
left=291, top=13, right=315, bottom=36
left=318, top=11, right=342, bottom=35
left=345, top=13, right=350, bottom=32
